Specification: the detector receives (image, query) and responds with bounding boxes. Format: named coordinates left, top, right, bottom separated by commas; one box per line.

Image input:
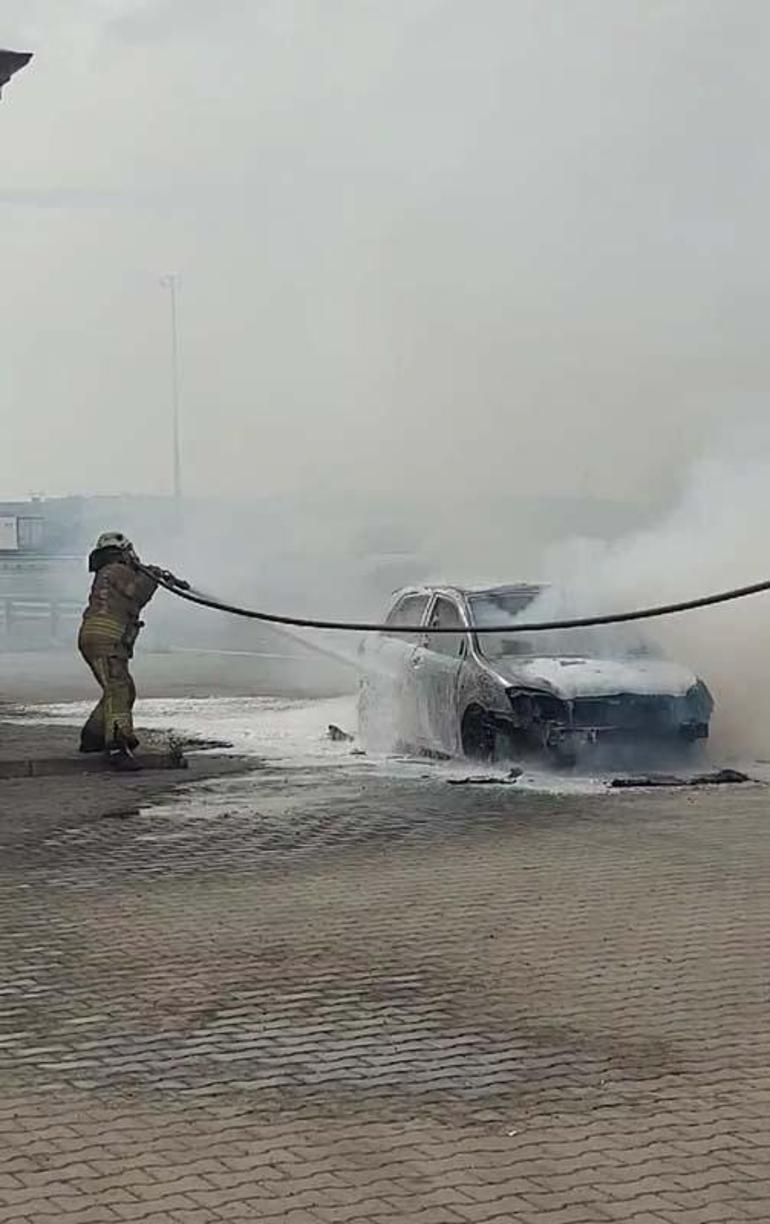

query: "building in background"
left=0, top=499, right=83, bottom=647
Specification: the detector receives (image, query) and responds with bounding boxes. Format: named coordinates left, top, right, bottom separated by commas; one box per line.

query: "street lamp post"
left=160, top=274, right=182, bottom=500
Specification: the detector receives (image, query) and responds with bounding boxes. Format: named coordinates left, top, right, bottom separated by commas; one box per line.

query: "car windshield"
left=468, top=590, right=661, bottom=661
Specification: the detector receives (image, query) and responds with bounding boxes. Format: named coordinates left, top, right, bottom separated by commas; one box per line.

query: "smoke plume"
left=532, top=436, right=770, bottom=759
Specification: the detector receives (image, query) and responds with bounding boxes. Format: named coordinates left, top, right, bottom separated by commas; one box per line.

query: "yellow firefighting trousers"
left=78, top=616, right=138, bottom=750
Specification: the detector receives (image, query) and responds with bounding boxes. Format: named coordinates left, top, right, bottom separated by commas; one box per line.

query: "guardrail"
left=0, top=597, right=81, bottom=643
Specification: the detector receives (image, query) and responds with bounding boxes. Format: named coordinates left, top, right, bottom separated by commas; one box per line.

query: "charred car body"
left=358, top=584, right=714, bottom=765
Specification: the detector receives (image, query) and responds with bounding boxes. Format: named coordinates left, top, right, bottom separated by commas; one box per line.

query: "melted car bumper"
left=507, top=684, right=713, bottom=746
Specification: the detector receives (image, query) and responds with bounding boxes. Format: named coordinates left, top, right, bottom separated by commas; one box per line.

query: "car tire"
left=461, top=704, right=496, bottom=761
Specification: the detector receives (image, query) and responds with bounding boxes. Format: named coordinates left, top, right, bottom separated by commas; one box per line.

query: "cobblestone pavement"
left=1, top=757, right=770, bottom=1223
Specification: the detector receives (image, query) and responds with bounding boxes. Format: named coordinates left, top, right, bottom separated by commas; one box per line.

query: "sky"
left=2, top=0, right=769, bottom=506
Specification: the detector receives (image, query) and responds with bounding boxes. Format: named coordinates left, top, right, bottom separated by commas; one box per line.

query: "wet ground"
left=1, top=694, right=769, bottom=1223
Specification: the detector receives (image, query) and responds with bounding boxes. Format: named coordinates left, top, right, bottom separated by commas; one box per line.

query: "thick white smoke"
left=531, top=439, right=770, bottom=759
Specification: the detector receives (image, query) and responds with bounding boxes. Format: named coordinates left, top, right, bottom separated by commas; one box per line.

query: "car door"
left=359, top=592, right=430, bottom=749
left=412, top=594, right=468, bottom=754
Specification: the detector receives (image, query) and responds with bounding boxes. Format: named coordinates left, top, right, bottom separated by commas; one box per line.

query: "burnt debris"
left=327, top=724, right=355, bottom=743
left=611, top=768, right=750, bottom=789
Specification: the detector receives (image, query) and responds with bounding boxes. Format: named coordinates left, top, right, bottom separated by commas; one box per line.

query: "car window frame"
left=423, top=593, right=469, bottom=659
left=468, top=589, right=542, bottom=660
left=383, top=592, right=431, bottom=643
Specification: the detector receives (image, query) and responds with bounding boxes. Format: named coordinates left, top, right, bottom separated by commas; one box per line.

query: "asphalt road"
left=1, top=715, right=769, bottom=1223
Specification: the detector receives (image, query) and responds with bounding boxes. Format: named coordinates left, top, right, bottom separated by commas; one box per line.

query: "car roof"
left=391, top=582, right=545, bottom=601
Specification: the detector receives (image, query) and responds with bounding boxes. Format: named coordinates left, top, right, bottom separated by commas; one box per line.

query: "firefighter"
left=78, top=532, right=159, bottom=770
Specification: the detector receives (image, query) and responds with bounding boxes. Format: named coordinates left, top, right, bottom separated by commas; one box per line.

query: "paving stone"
left=2, top=762, right=770, bottom=1224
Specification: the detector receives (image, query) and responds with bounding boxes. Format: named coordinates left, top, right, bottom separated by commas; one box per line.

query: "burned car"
left=358, top=583, right=714, bottom=765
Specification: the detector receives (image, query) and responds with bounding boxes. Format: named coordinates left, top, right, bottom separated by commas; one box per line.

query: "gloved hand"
left=146, top=564, right=191, bottom=591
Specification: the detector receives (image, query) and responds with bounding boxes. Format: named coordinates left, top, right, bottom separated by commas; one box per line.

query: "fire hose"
left=138, top=565, right=770, bottom=635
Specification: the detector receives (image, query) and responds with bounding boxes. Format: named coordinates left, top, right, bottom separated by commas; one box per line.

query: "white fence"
left=0, top=596, right=81, bottom=644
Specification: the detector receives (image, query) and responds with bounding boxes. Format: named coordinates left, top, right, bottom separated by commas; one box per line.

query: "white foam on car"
left=494, top=655, right=696, bottom=699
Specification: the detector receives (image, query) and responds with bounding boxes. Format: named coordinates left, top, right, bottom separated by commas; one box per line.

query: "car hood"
left=493, top=655, right=697, bottom=700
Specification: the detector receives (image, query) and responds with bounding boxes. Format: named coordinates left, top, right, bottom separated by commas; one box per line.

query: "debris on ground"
left=417, top=746, right=453, bottom=762
left=172, top=736, right=234, bottom=752
left=327, top=724, right=355, bottom=743
left=611, top=768, right=751, bottom=789
left=447, top=768, right=522, bottom=786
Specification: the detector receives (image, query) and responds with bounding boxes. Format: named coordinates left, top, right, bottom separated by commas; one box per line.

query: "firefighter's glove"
left=146, top=564, right=191, bottom=591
